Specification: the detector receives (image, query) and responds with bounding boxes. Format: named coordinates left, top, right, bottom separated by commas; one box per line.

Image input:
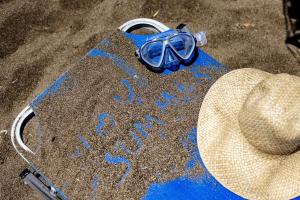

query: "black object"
left=20, top=169, right=62, bottom=200
left=283, top=0, right=300, bottom=60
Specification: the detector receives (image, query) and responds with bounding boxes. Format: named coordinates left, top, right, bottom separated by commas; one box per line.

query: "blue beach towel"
left=15, top=21, right=245, bottom=199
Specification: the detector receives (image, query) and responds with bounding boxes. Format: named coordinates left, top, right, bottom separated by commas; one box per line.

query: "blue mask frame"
left=135, top=30, right=197, bottom=71
left=125, top=30, right=219, bottom=76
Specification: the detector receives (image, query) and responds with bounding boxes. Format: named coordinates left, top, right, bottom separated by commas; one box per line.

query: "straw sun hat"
left=197, top=68, right=300, bottom=199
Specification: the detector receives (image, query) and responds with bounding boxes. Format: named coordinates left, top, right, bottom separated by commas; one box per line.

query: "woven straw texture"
left=197, top=68, right=300, bottom=200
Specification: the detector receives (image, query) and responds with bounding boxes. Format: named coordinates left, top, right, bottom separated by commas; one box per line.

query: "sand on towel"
left=25, top=31, right=224, bottom=199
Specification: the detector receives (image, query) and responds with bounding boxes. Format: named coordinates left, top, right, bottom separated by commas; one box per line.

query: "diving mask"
left=135, top=27, right=207, bottom=71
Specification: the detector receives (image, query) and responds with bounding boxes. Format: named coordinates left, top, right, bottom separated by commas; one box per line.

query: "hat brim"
left=197, top=68, right=300, bottom=200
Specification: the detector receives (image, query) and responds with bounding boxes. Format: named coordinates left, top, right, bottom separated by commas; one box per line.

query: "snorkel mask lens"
left=141, top=40, right=164, bottom=68
left=169, top=34, right=195, bottom=59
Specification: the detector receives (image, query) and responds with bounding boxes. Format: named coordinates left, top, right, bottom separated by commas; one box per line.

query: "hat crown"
left=239, top=74, right=300, bottom=155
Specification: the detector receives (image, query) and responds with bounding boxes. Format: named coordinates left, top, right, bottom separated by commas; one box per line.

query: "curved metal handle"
left=11, top=105, right=35, bottom=164
left=118, top=18, right=170, bottom=33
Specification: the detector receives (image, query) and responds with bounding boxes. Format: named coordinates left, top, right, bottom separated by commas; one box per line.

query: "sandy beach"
left=0, top=0, right=299, bottom=199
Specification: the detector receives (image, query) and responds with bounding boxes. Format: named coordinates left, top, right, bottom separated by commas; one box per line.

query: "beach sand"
left=0, top=0, right=299, bottom=199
